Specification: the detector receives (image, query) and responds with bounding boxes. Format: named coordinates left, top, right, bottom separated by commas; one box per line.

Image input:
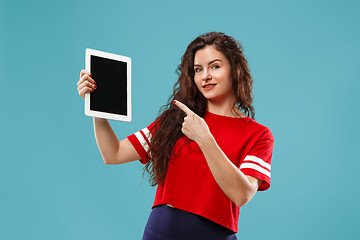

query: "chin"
left=203, top=92, right=233, bottom=103
left=200, top=91, right=216, bottom=99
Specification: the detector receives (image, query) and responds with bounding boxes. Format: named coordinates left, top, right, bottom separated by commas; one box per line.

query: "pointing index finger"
left=173, top=100, right=195, bottom=116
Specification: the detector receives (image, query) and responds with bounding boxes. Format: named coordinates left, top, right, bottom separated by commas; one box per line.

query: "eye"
left=194, top=67, right=202, bottom=73
left=211, top=65, right=220, bottom=69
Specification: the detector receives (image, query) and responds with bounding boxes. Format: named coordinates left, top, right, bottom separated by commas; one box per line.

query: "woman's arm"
left=174, top=100, right=260, bottom=207
left=197, top=135, right=261, bottom=207
left=77, top=70, right=140, bottom=165
left=93, top=117, right=140, bottom=165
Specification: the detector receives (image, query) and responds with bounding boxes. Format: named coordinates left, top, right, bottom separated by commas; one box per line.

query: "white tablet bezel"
left=85, top=48, right=131, bottom=122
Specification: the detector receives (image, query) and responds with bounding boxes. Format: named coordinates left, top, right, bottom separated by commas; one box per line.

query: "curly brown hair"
left=144, top=32, right=255, bottom=186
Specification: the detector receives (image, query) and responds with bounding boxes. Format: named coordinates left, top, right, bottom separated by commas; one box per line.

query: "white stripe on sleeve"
left=240, top=162, right=271, bottom=178
left=141, top=127, right=151, bottom=142
left=244, top=155, right=271, bottom=171
left=134, top=131, right=150, bottom=152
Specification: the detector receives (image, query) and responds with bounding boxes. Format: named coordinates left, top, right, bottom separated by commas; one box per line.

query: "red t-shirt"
left=127, top=111, right=274, bottom=233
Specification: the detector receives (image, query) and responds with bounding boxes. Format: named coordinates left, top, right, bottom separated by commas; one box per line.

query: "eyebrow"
left=194, top=59, right=222, bottom=67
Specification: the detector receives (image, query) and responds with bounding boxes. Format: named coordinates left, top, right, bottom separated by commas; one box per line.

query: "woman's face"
left=193, top=45, right=235, bottom=103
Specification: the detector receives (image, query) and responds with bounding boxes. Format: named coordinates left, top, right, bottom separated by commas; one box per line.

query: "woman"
left=77, top=32, right=274, bottom=240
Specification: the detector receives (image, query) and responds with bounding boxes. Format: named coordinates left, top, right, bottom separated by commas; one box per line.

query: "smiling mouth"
left=203, top=84, right=217, bottom=89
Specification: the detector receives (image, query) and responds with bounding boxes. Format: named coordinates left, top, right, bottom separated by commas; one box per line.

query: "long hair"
left=144, top=32, right=255, bottom=186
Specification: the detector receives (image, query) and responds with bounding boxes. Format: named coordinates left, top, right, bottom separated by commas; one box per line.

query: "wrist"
left=197, top=132, right=216, bottom=150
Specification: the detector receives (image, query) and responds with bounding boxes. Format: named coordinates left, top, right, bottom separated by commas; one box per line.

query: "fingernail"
left=173, top=100, right=176, bottom=103
left=94, top=85, right=97, bottom=89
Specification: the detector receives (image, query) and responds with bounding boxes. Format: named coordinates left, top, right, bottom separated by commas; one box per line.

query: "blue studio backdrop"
left=1, top=0, right=359, bottom=239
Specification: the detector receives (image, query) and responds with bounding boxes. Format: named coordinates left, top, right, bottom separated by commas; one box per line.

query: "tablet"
left=85, top=48, right=131, bottom=122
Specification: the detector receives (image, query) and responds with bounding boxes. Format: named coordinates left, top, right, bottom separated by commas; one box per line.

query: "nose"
left=202, top=69, right=212, bottom=81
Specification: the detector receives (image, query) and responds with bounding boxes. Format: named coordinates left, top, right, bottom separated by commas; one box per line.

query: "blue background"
left=1, top=0, right=359, bottom=239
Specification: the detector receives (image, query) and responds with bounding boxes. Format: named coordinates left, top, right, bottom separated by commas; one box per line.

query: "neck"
left=207, top=97, right=244, bottom=118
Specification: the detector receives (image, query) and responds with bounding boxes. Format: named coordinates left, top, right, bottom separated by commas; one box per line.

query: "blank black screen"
left=90, top=55, right=127, bottom=115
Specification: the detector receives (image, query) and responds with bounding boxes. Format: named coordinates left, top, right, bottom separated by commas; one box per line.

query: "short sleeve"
left=127, top=122, right=155, bottom=164
left=240, top=128, right=274, bottom=191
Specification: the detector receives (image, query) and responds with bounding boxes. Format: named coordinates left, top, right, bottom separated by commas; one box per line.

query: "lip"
left=202, top=83, right=217, bottom=91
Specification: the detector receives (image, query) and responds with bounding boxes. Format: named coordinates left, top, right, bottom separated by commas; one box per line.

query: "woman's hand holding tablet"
left=77, top=69, right=97, bottom=100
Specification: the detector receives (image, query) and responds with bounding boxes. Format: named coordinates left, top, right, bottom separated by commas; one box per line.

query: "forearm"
left=93, top=117, right=120, bottom=164
left=172, top=100, right=259, bottom=206
left=197, top=135, right=256, bottom=207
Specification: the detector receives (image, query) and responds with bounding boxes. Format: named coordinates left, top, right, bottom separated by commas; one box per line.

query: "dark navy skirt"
left=142, top=204, right=238, bottom=240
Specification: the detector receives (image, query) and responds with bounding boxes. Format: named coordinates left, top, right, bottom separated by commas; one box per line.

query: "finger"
left=79, top=86, right=95, bottom=99
left=181, top=121, right=188, bottom=133
left=78, top=81, right=96, bottom=97
left=77, top=74, right=94, bottom=86
left=78, top=80, right=96, bottom=91
left=77, top=74, right=87, bottom=86
left=173, top=100, right=195, bottom=116
left=78, top=70, right=94, bottom=85
left=77, top=74, right=96, bottom=87
left=80, top=69, right=92, bottom=78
